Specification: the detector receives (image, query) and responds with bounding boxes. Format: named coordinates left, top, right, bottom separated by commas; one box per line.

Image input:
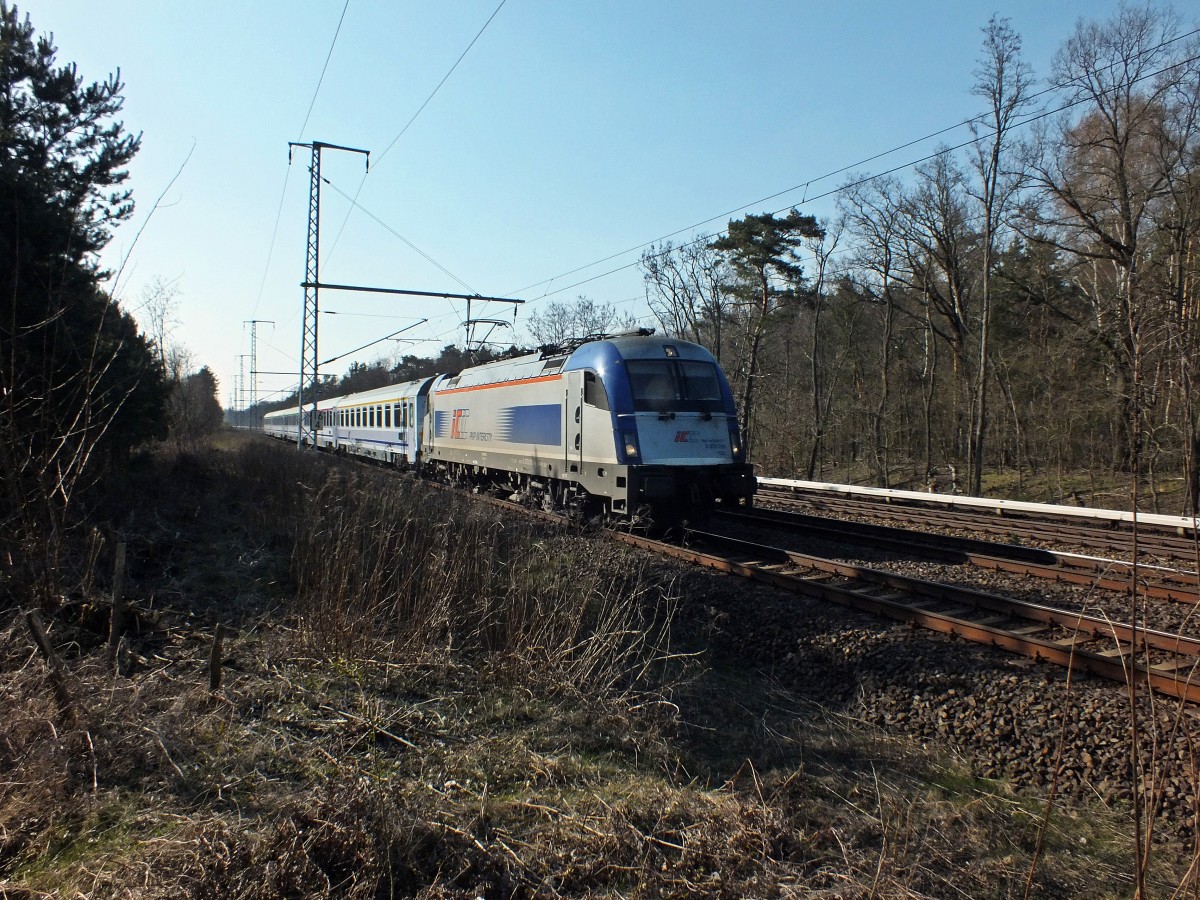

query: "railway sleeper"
left=971, top=613, right=1014, bottom=627
left=1053, top=634, right=1098, bottom=649
left=1149, top=658, right=1198, bottom=674
left=1008, top=623, right=1051, bottom=636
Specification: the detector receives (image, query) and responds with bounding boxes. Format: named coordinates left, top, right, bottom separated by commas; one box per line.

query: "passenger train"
left=262, top=330, right=756, bottom=522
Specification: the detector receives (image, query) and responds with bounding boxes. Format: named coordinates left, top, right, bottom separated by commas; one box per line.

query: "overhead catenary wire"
left=322, top=0, right=508, bottom=266
left=274, top=16, right=1200, bottom=376
left=250, top=0, right=353, bottom=321
left=297, top=0, right=352, bottom=141
left=509, top=41, right=1200, bottom=306
left=374, top=0, right=508, bottom=170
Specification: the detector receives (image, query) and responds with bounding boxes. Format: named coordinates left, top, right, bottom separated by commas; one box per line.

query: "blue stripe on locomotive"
left=433, top=409, right=450, bottom=438
left=498, top=404, right=561, bottom=445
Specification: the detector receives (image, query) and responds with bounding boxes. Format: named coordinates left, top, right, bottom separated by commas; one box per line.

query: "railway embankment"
left=1, top=432, right=1196, bottom=896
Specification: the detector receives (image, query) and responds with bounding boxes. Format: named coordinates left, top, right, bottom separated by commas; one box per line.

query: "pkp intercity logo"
left=450, top=409, right=469, bottom=439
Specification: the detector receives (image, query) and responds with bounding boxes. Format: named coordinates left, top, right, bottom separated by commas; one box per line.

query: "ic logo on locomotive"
left=674, top=431, right=691, bottom=443
left=450, top=409, right=469, bottom=439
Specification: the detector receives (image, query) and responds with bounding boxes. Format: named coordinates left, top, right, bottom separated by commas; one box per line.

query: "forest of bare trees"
left=642, top=7, right=1200, bottom=513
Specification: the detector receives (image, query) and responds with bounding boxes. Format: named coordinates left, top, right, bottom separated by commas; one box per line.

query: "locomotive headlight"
left=729, top=428, right=743, bottom=461
left=621, top=430, right=641, bottom=461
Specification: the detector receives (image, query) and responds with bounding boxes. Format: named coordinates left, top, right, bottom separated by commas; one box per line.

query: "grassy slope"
left=0, top=434, right=1190, bottom=897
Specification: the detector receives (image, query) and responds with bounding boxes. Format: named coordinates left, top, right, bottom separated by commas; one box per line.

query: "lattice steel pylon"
left=288, top=140, right=369, bottom=447
left=244, top=319, right=273, bottom=415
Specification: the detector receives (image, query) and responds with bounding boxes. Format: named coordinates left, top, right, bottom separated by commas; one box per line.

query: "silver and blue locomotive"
left=263, top=331, right=755, bottom=521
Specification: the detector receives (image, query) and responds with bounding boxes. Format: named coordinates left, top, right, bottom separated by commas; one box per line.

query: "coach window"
left=409, top=402, right=415, bottom=427
left=584, top=371, right=610, bottom=410
left=384, top=405, right=391, bottom=428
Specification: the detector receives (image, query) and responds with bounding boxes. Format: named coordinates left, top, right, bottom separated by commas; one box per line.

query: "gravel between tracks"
left=630, top=519, right=1200, bottom=844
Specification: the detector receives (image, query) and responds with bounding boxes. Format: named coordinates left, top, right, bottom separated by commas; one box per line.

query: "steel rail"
left=717, top=506, right=1200, bottom=604
left=757, top=488, right=1200, bottom=561
left=608, top=528, right=1200, bottom=704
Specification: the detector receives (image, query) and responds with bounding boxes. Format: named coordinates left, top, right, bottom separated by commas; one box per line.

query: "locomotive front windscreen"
left=627, top=360, right=723, bottom=413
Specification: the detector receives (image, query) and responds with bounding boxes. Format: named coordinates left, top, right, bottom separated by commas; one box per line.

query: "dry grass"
left=0, top=434, right=1192, bottom=897
left=289, top=468, right=681, bottom=700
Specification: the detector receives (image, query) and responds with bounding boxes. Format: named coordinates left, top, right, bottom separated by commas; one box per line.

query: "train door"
left=565, top=369, right=584, bottom=473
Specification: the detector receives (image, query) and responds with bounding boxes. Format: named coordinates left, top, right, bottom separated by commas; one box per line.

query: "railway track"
left=351, top=459, right=1200, bottom=704
left=757, top=485, right=1200, bottom=564
left=610, top=527, right=1200, bottom=704
left=717, top=505, right=1200, bottom=604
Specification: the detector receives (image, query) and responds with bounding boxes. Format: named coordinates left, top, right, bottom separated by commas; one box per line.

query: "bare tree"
left=966, top=15, right=1034, bottom=495
left=800, top=220, right=844, bottom=479
left=641, top=239, right=734, bottom=362
left=840, top=175, right=906, bottom=485
left=1022, top=4, right=1189, bottom=471
left=136, top=276, right=182, bottom=372
left=525, top=296, right=638, bottom=346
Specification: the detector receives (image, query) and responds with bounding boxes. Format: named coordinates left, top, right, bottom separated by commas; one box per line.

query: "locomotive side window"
left=584, top=371, right=609, bottom=410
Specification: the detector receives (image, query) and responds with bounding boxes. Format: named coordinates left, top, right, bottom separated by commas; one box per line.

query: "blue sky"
left=16, top=0, right=1142, bottom=407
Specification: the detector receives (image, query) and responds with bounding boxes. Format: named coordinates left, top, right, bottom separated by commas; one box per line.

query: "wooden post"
left=209, top=624, right=225, bottom=691
left=106, top=542, right=126, bottom=666
left=26, top=610, right=77, bottom=725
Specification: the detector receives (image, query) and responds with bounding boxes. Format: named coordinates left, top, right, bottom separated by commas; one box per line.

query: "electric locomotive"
left=263, top=330, right=755, bottom=522
left=425, top=330, right=753, bottom=521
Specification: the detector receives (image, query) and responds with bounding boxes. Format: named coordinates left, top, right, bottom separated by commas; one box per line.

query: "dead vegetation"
left=0, top=434, right=1192, bottom=897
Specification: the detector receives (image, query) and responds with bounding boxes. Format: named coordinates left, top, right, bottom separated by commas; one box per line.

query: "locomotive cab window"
left=628, top=360, right=722, bottom=413
left=679, top=361, right=722, bottom=408
left=584, top=371, right=609, bottom=410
